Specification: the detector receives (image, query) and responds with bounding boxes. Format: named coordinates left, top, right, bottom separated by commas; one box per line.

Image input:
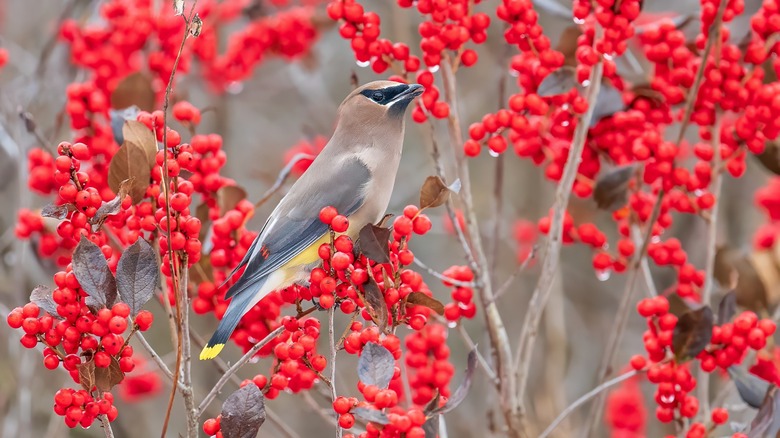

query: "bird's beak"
left=389, top=84, right=425, bottom=105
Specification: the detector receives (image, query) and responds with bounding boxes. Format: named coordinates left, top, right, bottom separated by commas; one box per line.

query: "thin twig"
left=303, top=392, right=340, bottom=428
left=100, top=412, right=115, bottom=438
left=698, top=112, right=723, bottom=421
left=491, top=244, right=538, bottom=302
left=328, top=307, right=343, bottom=438
left=254, top=153, right=315, bottom=208
left=630, top=225, right=658, bottom=297
left=456, top=323, right=498, bottom=384
left=197, top=326, right=285, bottom=414
left=538, top=370, right=640, bottom=438
left=515, top=59, right=605, bottom=416
left=179, top=262, right=198, bottom=437
left=439, top=53, right=518, bottom=436
left=134, top=330, right=187, bottom=391
left=411, top=257, right=475, bottom=287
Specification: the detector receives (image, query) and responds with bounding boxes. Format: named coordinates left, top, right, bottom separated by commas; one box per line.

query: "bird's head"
left=337, top=81, right=424, bottom=124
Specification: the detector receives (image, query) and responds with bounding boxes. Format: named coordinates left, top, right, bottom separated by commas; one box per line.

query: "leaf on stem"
left=77, top=359, right=96, bottom=391
left=122, top=120, right=158, bottom=166
left=108, top=141, right=151, bottom=204
left=357, top=223, right=391, bottom=264
left=419, top=176, right=460, bottom=210
left=429, top=348, right=477, bottom=415
left=353, top=407, right=390, bottom=425
left=72, top=236, right=118, bottom=308
left=217, top=185, right=247, bottom=215
left=728, top=366, right=770, bottom=409
left=110, top=72, right=155, bottom=112
left=714, top=246, right=780, bottom=314
left=30, top=285, right=61, bottom=319
left=361, top=279, right=388, bottom=332
left=746, top=385, right=780, bottom=438
left=671, top=304, right=713, bottom=362
left=90, top=178, right=133, bottom=230
left=405, top=292, right=445, bottom=315
left=357, top=342, right=395, bottom=389
left=41, top=204, right=71, bottom=220
left=95, top=356, right=125, bottom=391
left=116, top=238, right=159, bottom=316
left=593, top=164, right=637, bottom=211
left=221, top=383, right=266, bottom=438
left=556, top=26, right=581, bottom=65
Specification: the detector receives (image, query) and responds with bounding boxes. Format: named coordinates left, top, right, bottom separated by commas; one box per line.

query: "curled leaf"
left=420, top=176, right=459, bottom=209
left=41, top=204, right=71, bottom=220
left=111, top=72, right=155, bottom=112
left=357, top=342, right=395, bottom=389
left=90, top=178, right=133, bottom=230
left=116, top=238, right=159, bottom=316
left=109, top=106, right=141, bottom=145
left=353, top=407, right=390, bottom=425
left=357, top=223, right=391, bottom=264
left=189, top=14, right=203, bottom=37
left=430, top=347, right=477, bottom=415
left=593, top=165, right=637, bottom=211
left=173, top=0, right=184, bottom=15
left=72, top=236, right=118, bottom=308
left=405, top=292, right=445, bottom=315
left=95, top=356, right=124, bottom=391
left=756, top=140, right=780, bottom=175
left=672, top=305, right=714, bottom=362
left=108, top=141, right=151, bottom=204
left=217, top=185, right=248, bottom=215
left=122, top=120, right=157, bottom=166
left=718, top=290, right=737, bottom=324
left=30, top=285, right=61, bottom=319
left=221, top=383, right=266, bottom=438
left=361, top=279, right=388, bottom=332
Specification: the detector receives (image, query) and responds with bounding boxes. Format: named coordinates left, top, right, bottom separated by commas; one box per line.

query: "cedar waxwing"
left=200, top=81, right=424, bottom=360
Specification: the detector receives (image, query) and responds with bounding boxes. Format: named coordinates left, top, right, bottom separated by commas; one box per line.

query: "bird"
left=200, top=80, right=424, bottom=360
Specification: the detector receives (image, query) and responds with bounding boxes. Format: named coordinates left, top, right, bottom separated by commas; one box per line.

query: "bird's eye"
left=371, top=91, right=384, bottom=102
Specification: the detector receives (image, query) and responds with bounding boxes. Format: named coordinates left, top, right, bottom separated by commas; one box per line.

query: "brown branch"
left=515, top=59, right=605, bottom=419
left=439, top=53, right=518, bottom=436
left=197, top=326, right=285, bottom=414
left=329, top=307, right=343, bottom=438
left=254, top=153, right=315, bottom=209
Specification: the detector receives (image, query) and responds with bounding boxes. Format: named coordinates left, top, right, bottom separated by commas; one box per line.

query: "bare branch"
left=492, top=244, right=538, bottom=302
left=254, top=153, right=315, bottom=209
left=412, top=257, right=476, bottom=288
left=456, top=323, right=498, bottom=384
left=329, top=307, right=342, bottom=438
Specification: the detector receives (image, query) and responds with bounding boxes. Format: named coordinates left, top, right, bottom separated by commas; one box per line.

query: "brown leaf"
left=90, top=178, right=133, bottom=230
left=556, top=26, right=582, bottom=66
left=405, top=292, right=445, bottom=315
left=376, top=214, right=393, bottom=228
left=630, top=84, right=665, bottom=106
left=30, top=285, right=61, bottom=319
left=76, top=359, right=96, bottom=391
left=715, top=246, right=778, bottom=314
left=357, top=342, right=395, bottom=389
left=111, top=72, right=155, bottom=112
left=593, top=165, right=637, bottom=211
left=122, top=120, right=158, bottom=166
left=357, top=224, right=391, bottom=264
left=420, top=176, right=460, bottom=210
left=221, top=383, right=266, bottom=438
left=756, top=140, right=780, bottom=175
left=361, top=279, right=388, bottom=332
left=189, top=14, right=203, bottom=37
left=108, top=142, right=151, bottom=204
left=41, top=204, right=71, bottom=220
left=672, top=305, right=714, bottom=362
left=217, top=185, right=247, bottom=215
left=94, top=356, right=124, bottom=391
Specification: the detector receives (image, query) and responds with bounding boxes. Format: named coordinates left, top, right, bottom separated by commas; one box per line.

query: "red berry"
left=319, top=206, right=338, bottom=225
left=331, top=215, right=349, bottom=233
left=338, top=413, right=355, bottom=429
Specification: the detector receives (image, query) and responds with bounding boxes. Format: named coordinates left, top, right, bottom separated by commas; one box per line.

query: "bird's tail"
left=199, top=281, right=264, bottom=360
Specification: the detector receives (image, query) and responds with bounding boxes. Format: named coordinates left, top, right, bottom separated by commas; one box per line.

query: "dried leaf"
left=116, top=239, right=159, bottom=316
left=189, top=14, right=203, bottom=37
left=728, top=366, right=771, bottom=409
left=353, top=407, right=390, bottom=425
left=431, top=348, right=477, bottom=415
left=405, top=292, right=445, bottom=315
left=77, top=359, right=96, bottom=391
left=221, top=384, right=266, bottom=438
left=217, top=185, right=247, bottom=215
left=357, top=342, right=395, bottom=389
left=718, top=290, right=737, bottom=324
left=423, top=388, right=441, bottom=414
left=108, top=141, right=151, bottom=204
left=41, top=204, right=70, bottom=220
left=122, top=120, right=158, bottom=166
left=757, top=141, right=780, bottom=175
left=109, top=106, right=141, bottom=145
left=715, top=246, right=776, bottom=314
left=90, top=178, right=133, bottom=230
left=361, top=279, right=388, bottom=332
left=423, top=416, right=440, bottom=438
left=555, top=26, right=582, bottom=65
left=420, top=176, right=459, bottom=210
left=593, top=165, right=637, bottom=211
left=111, top=72, right=155, bottom=112
left=72, top=236, right=118, bottom=308
left=672, top=305, right=714, bottom=362
left=95, top=356, right=124, bottom=391
left=30, top=285, right=61, bottom=319
left=537, top=67, right=579, bottom=97
left=591, top=82, right=626, bottom=126
left=747, top=385, right=780, bottom=438
left=173, top=0, right=184, bottom=15
left=376, top=214, right=393, bottom=228
left=357, top=224, right=391, bottom=264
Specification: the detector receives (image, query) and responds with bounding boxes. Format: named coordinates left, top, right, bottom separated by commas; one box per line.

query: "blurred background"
left=0, top=0, right=773, bottom=436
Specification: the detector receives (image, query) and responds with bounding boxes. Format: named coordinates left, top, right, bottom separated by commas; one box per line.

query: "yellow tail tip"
left=199, top=344, right=224, bottom=360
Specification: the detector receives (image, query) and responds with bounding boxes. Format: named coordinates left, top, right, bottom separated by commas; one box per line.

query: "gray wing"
left=224, top=157, right=371, bottom=299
